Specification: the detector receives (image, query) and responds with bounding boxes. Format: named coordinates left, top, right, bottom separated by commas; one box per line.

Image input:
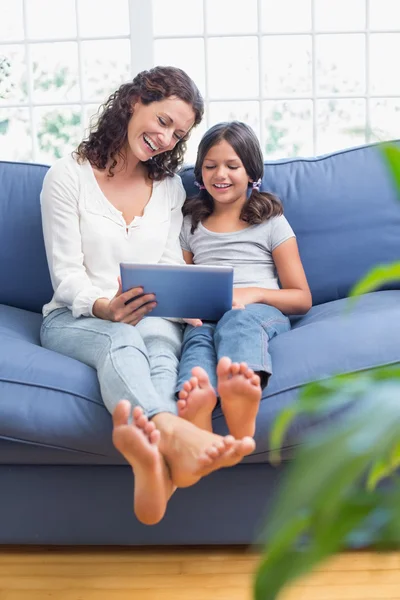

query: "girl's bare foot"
left=112, top=401, right=175, bottom=525
left=177, top=367, right=217, bottom=432
left=217, top=356, right=262, bottom=438
left=153, top=412, right=256, bottom=488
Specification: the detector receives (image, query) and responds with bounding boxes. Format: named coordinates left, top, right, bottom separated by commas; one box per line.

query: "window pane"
left=83, top=104, right=101, bottom=138
left=370, top=99, right=400, bottom=141
left=35, top=106, right=82, bottom=163
left=314, top=0, right=365, bottom=31
left=262, top=100, right=313, bottom=158
left=31, top=42, right=79, bottom=103
left=0, top=46, right=28, bottom=104
left=261, top=0, right=311, bottom=32
left=26, top=0, right=76, bottom=39
left=206, top=0, right=258, bottom=34
left=154, top=39, right=206, bottom=97
left=370, top=34, right=400, bottom=95
left=209, top=101, right=260, bottom=139
left=153, top=0, right=204, bottom=36
left=316, top=34, right=365, bottom=95
left=0, top=0, right=24, bottom=41
left=78, top=0, right=129, bottom=37
left=208, top=37, right=259, bottom=99
left=184, top=120, right=208, bottom=165
left=370, top=0, right=400, bottom=31
left=82, top=40, right=130, bottom=102
left=263, top=36, right=312, bottom=96
left=316, top=99, right=366, bottom=155
left=0, top=108, right=31, bottom=161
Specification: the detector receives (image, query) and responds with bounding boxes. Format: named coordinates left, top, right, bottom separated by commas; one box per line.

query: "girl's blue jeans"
left=176, top=304, right=290, bottom=392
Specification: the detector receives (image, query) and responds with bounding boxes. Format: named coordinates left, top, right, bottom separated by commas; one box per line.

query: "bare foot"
left=177, top=367, right=217, bottom=431
left=217, top=356, right=262, bottom=438
left=112, top=401, right=175, bottom=525
left=153, top=412, right=256, bottom=488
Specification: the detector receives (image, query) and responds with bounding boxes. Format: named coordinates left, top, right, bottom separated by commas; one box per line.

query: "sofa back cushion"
left=181, top=141, right=400, bottom=305
left=0, top=161, right=52, bottom=313
left=1, top=142, right=400, bottom=313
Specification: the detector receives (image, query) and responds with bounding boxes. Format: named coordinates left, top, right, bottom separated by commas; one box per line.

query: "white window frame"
left=1, top=0, right=399, bottom=161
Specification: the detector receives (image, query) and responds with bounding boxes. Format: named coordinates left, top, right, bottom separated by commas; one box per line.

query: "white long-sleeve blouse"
left=40, top=154, right=186, bottom=318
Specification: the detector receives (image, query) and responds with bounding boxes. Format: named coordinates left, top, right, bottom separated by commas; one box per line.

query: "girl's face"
left=126, top=96, right=195, bottom=162
left=201, top=139, right=251, bottom=208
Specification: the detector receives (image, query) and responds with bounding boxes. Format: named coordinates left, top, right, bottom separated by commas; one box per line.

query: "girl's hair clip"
left=251, top=178, right=262, bottom=191
left=194, top=181, right=206, bottom=190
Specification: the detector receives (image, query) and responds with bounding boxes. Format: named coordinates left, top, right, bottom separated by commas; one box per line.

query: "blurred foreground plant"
left=254, top=142, right=400, bottom=600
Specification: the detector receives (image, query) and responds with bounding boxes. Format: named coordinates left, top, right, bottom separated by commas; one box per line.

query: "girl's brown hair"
left=183, top=121, right=282, bottom=231
left=75, top=66, right=204, bottom=180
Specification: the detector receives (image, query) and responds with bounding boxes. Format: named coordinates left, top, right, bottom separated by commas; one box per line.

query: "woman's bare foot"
left=112, top=401, right=175, bottom=525
left=177, top=367, right=217, bottom=431
left=217, top=356, right=262, bottom=438
left=153, top=412, right=256, bottom=488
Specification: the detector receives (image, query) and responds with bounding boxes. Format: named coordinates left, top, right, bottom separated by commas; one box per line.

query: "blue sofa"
left=1, top=141, right=400, bottom=545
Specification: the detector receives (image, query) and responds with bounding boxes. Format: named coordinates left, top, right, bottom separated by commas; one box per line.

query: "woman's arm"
left=41, top=161, right=106, bottom=317
left=233, top=238, right=312, bottom=315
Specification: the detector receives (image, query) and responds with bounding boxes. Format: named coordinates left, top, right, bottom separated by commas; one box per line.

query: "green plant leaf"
left=256, top=383, right=400, bottom=599
left=349, top=262, right=400, bottom=297
left=367, top=441, right=400, bottom=490
left=381, top=143, right=400, bottom=198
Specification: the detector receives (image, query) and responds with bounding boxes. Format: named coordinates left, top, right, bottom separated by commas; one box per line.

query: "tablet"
left=120, top=263, right=233, bottom=321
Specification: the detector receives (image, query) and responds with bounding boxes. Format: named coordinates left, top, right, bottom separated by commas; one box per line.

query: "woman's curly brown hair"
left=74, top=66, right=204, bottom=180
left=183, top=121, right=283, bottom=232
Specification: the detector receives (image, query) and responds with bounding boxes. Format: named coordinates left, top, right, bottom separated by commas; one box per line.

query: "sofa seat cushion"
left=212, top=290, right=400, bottom=460
left=1, top=290, right=400, bottom=466
left=0, top=305, right=120, bottom=465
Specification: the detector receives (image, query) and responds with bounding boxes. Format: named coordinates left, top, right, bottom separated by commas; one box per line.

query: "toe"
left=177, top=398, right=187, bottom=409
left=183, top=380, right=192, bottom=392
left=223, top=435, right=235, bottom=448
left=239, top=362, right=248, bottom=374
left=205, top=445, right=219, bottom=459
left=244, top=367, right=254, bottom=379
left=178, top=389, right=188, bottom=400
left=132, top=406, right=144, bottom=420
left=192, top=366, right=211, bottom=387
left=240, top=436, right=256, bottom=454
left=231, top=362, right=241, bottom=376
left=189, top=376, right=198, bottom=389
left=144, top=420, right=156, bottom=435
left=112, top=400, right=131, bottom=427
left=149, top=429, right=161, bottom=445
left=217, top=356, right=232, bottom=382
left=136, top=414, right=149, bottom=429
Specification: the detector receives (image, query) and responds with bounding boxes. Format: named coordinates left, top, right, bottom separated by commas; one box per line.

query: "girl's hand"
left=183, top=318, right=203, bottom=327
left=93, top=277, right=157, bottom=326
left=232, top=288, right=260, bottom=307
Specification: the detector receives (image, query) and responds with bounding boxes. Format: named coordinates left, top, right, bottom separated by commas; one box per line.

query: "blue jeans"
left=40, top=308, right=183, bottom=417
left=177, top=304, right=290, bottom=392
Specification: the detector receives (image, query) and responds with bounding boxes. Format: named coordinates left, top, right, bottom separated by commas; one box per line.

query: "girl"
left=177, top=121, right=312, bottom=439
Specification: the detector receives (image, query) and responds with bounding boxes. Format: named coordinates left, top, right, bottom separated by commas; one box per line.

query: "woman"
left=40, top=66, right=255, bottom=526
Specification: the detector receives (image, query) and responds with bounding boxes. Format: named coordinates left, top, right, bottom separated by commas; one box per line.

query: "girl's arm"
left=180, top=250, right=202, bottom=326
left=182, top=250, right=194, bottom=264
left=233, top=238, right=312, bottom=315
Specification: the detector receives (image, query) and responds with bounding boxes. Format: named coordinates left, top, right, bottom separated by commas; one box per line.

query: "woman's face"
left=126, top=96, right=196, bottom=162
